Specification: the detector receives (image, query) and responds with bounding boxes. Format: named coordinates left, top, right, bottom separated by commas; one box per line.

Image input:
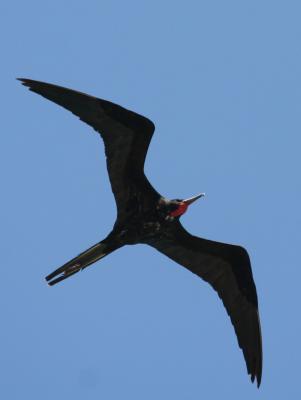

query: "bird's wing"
left=18, top=78, right=160, bottom=219
left=146, top=221, right=262, bottom=387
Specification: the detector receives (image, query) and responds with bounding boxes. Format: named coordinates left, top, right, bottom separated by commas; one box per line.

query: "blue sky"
left=1, top=1, right=300, bottom=398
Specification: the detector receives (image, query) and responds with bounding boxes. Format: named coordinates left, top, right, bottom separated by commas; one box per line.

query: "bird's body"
left=19, top=78, right=262, bottom=387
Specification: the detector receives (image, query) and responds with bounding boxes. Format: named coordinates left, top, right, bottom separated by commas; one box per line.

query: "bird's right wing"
left=146, top=221, right=262, bottom=387
left=18, top=78, right=161, bottom=219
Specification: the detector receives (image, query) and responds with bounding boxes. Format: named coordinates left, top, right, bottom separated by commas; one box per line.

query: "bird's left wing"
left=18, top=78, right=160, bottom=220
left=145, top=221, right=262, bottom=387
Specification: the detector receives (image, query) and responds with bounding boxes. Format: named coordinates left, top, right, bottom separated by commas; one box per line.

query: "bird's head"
left=168, top=193, right=205, bottom=218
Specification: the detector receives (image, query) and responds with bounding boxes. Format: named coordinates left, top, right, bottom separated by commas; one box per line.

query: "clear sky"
left=1, top=1, right=300, bottom=399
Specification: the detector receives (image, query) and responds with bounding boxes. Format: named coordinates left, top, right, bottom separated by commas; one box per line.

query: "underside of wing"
left=146, top=222, right=262, bottom=387
left=18, top=78, right=160, bottom=219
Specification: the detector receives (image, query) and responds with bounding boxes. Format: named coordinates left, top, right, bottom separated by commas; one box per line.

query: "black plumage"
left=18, top=78, right=262, bottom=387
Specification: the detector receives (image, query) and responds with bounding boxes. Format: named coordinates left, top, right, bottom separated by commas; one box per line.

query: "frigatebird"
left=18, top=78, right=262, bottom=387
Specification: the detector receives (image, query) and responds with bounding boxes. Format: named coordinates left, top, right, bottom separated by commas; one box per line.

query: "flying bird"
left=18, top=78, right=262, bottom=387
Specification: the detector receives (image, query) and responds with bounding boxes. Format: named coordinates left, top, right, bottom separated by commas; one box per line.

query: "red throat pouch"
left=170, top=202, right=188, bottom=217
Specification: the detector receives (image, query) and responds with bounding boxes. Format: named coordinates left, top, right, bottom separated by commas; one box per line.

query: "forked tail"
left=45, top=241, right=118, bottom=286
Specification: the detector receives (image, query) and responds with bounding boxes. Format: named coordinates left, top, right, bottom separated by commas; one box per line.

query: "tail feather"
left=47, top=269, right=81, bottom=286
left=45, top=241, right=112, bottom=286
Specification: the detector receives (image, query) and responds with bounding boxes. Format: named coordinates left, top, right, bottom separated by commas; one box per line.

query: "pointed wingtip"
left=256, top=372, right=262, bottom=388
left=17, top=78, right=33, bottom=87
left=249, top=365, right=261, bottom=388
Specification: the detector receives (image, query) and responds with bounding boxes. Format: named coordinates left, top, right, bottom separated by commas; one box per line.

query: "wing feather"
left=146, top=222, right=262, bottom=386
left=18, top=78, right=160, bottom=219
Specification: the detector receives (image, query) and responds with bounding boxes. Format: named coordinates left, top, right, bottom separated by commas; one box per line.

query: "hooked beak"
left=183, top=193, right=205, bottom=205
